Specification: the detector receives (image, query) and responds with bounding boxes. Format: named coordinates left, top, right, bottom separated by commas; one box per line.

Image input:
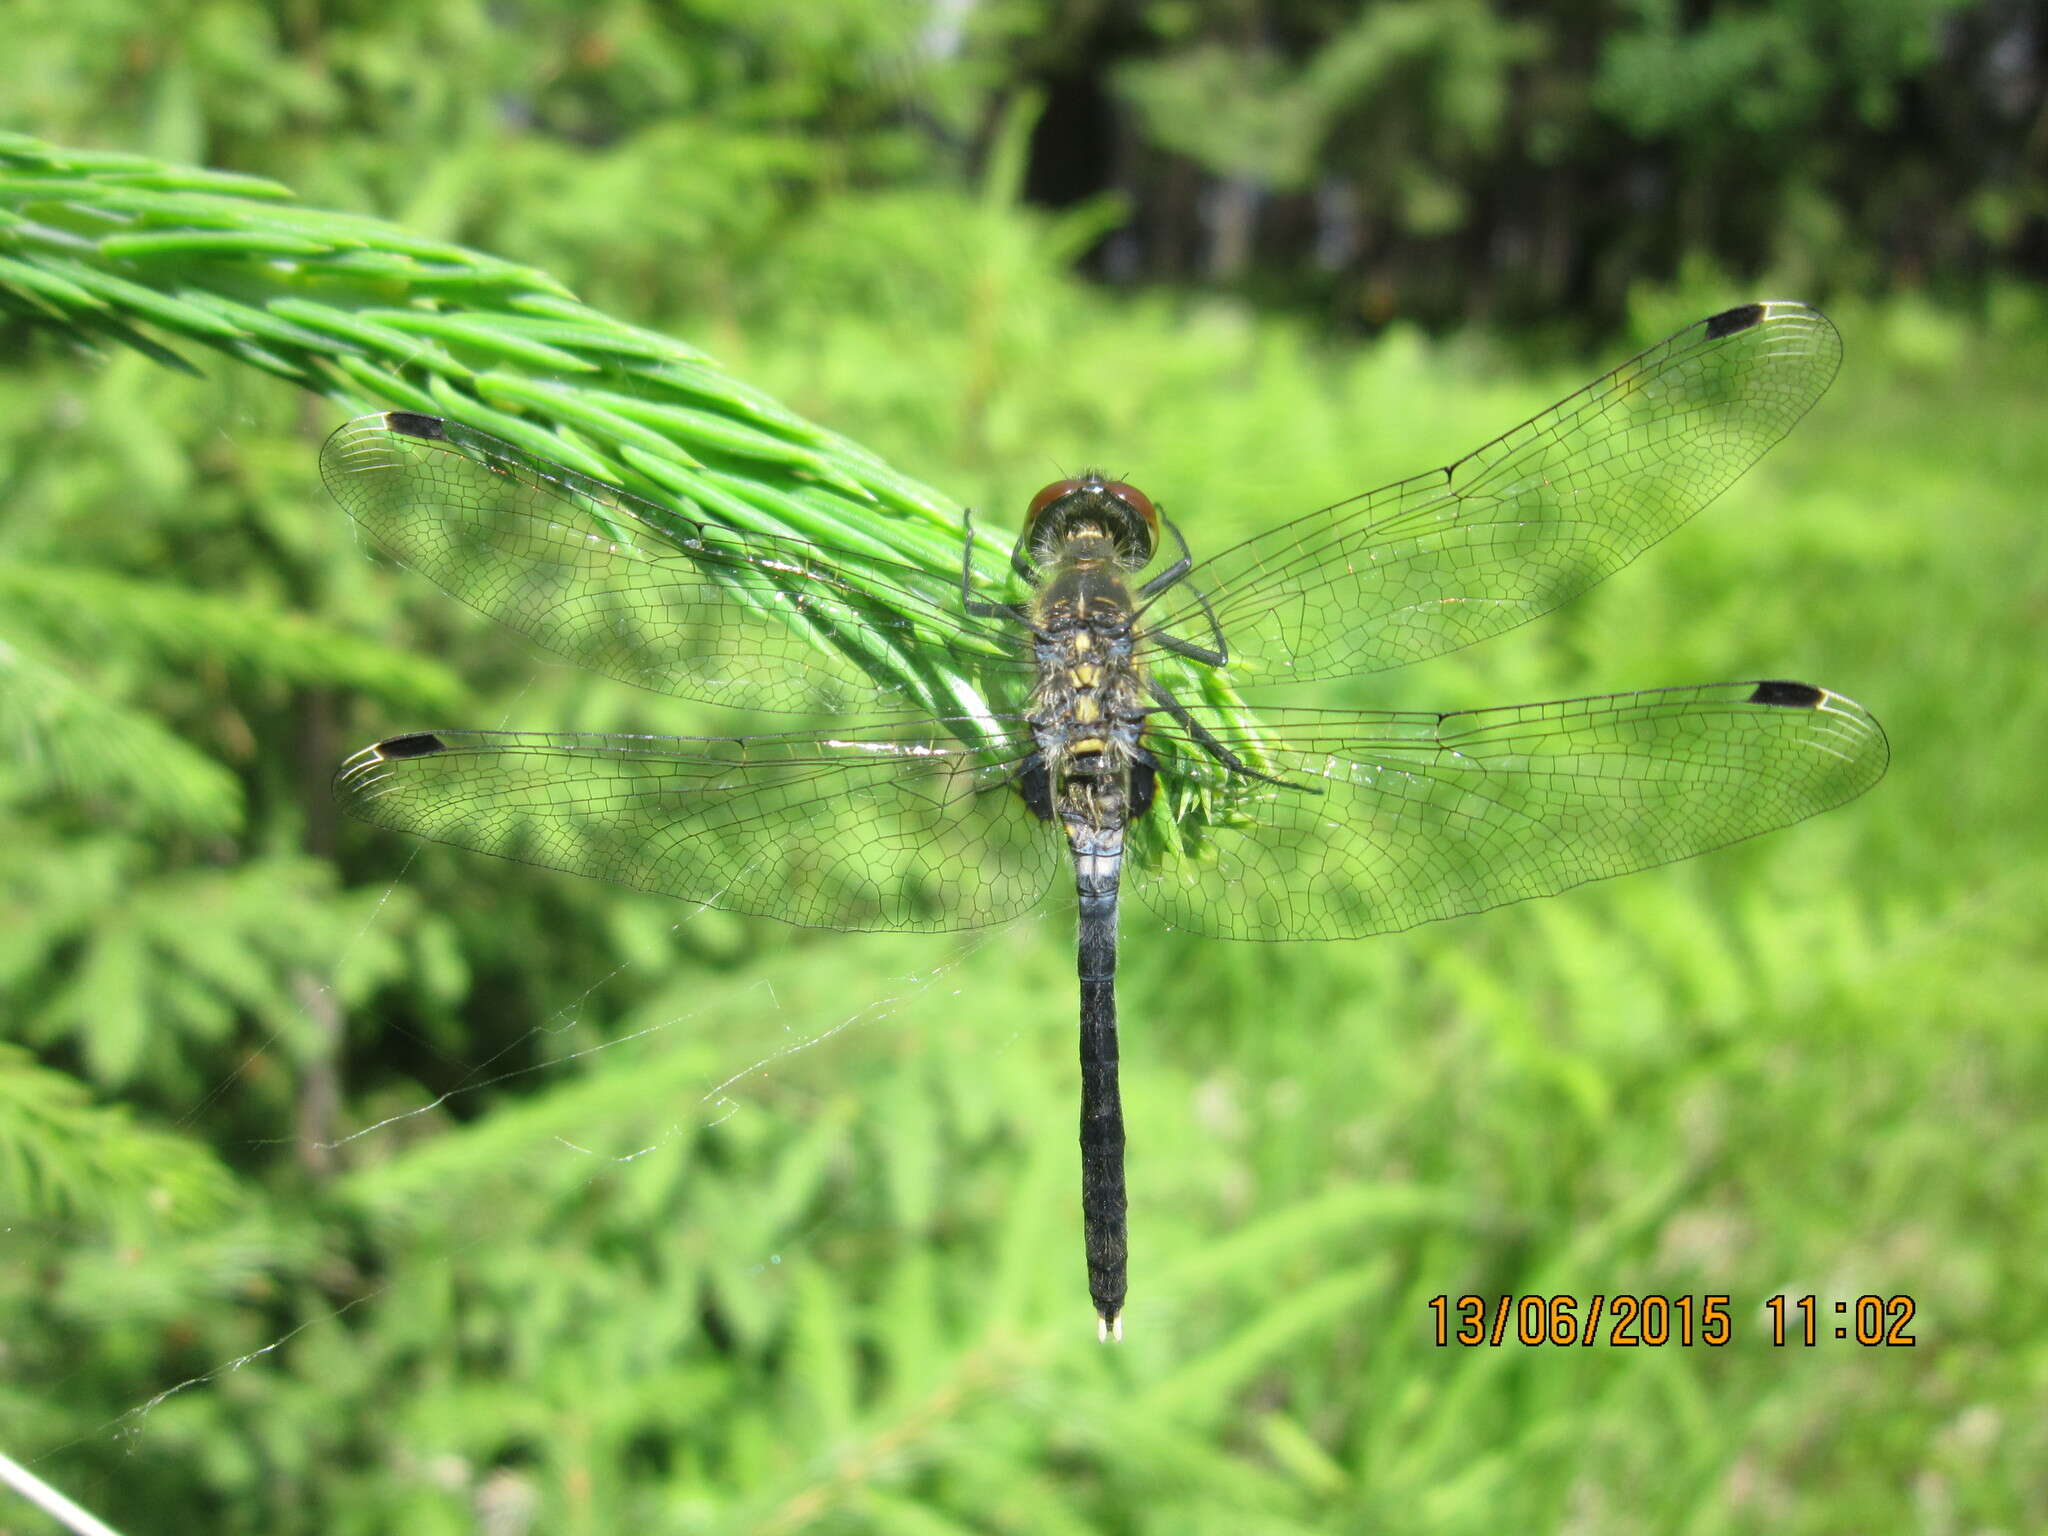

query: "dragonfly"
left=320, top=300, right=1887, bottom=1341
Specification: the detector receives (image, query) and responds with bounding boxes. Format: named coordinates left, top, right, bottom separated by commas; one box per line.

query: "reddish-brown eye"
left=1026, top=477, right=1088, bottom=526
left=1100, top=479, right=1158, bottom=536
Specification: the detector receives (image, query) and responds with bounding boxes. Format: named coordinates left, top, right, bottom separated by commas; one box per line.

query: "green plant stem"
left=0, top=131, right=1254, bottom=822
left=0, top=132, right=982, bottom=592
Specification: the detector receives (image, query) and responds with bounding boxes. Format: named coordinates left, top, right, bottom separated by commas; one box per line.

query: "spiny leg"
left=1136, top=513, right=1198, bottom=599
left=1143, top=678, right=1312, bottom=792
left=1149, top=627, right=1228, bottom=667
left=961, top=509, right=1030, bottom=622
left=1008, top=521, right=1039, bottom=583
left=1135, top=516, right=1228, bottom=665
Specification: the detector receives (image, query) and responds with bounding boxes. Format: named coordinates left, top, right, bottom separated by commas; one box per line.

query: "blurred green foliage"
left=2, top=3, right=2045, bottom=1534
left=1096, top=0, right=2031, bottom=322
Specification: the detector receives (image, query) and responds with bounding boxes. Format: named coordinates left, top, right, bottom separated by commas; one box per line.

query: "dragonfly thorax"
left=1022, top=566, right=1155, bottom=835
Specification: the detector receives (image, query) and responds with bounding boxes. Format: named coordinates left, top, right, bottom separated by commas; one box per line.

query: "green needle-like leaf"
left=0, top=133, right=1005, bottom=646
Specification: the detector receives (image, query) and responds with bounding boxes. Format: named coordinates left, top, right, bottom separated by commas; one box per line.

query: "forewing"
left=1145, top=303, right=1841, bottom=685
left=320, top=413, right=1030, bottom=714
left=335, top=719, right=1060, bottom=933
left=1129, top=682, right=1887, bottom=940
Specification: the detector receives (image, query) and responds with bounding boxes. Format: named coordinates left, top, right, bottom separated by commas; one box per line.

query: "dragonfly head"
left=1024, top=473, right=1159, bottom=569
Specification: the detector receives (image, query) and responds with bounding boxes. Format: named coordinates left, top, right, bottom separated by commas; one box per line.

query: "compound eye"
left=1026, top=477, right=1088, bottom=530
left=1099, top=479, right=1158, bottom=539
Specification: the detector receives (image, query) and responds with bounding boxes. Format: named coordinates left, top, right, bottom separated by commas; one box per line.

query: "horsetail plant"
left=0, top=131, right=1260, bottom=852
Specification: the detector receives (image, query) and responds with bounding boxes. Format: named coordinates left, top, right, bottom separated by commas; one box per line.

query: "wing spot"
left=1704, top=303, right=1766, bottom=340
left=1747, top=680, right=1823, bottom=709
left=384, top=412, right=447, bottom=441
left=376, top=732, right=451, bottom=759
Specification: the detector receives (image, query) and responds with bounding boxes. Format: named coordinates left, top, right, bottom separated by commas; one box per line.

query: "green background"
left=3, top=3, right=2044, bottom=1532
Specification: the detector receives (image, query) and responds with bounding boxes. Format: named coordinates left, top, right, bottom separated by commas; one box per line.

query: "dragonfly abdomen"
left=1072, top=815, right=1128, bottom=1339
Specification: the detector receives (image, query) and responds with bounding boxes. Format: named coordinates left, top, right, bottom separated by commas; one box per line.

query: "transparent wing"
left=335, top=718, right=1061, bottom=933
left=1130, top=681, right=1887, bottom=940
left=1143, top=303, right=1841, bottom=686
left=320, top=413, right=1031, bottom=715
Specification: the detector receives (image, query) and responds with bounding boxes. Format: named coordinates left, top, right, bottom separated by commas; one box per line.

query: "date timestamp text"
left=1428, top=1293, right=1917, bottom=1348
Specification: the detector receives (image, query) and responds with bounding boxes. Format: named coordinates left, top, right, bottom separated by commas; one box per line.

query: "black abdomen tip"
left=1748, top=680, right=1824, bottom=709
left=374, top=731, right=449, bottom=758
left=1704, top=303, right=1767, bottom=340
left=384, top=411, right=447, bottom=441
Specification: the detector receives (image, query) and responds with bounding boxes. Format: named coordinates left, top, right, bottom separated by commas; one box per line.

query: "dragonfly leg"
left=1008, top=522, right=1039, bottom=583
left=961, top=509, right=1030, bottom=622
left=1135, top=514, right=1197, bottom=599
left=1135, top=519, right=1228, bottom=664
left=1148, top=628, right=1228, bottom=667
left=1144, top=679, right=1315, bottom=792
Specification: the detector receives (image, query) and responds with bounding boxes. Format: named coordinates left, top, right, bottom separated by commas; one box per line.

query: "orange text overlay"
left=1427, top=1294, right=1919, bottom=1348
